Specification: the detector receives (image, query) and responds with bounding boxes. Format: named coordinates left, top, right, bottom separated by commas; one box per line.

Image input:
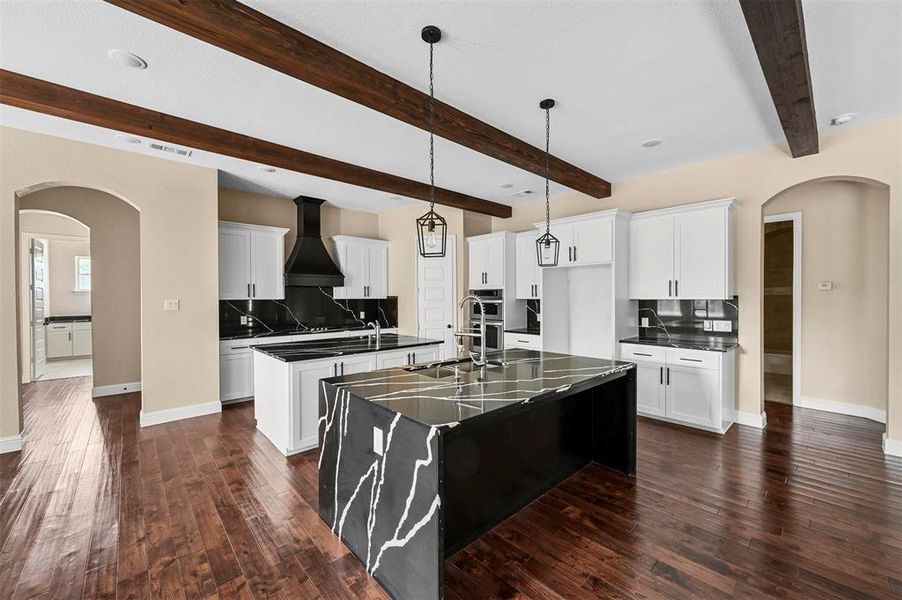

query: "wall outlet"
left=713, top=320, right=732, bottom=332
left=359, top=311, right=366, bottom=319
left=703, top=320, right=714, bottom=331
left=640, top=317, right=649, bottom=327
left=240, top=315, right=249, bottom=326
left=163, top=299, right=180, bottom=311
left=817, top=281, right=834, bottom=291
left=373, top=426, right=384, bottom=456
left=535, top=313, right=542, bottom=322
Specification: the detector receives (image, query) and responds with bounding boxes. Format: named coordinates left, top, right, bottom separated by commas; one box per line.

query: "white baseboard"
left=735, top=411, right=767, bottom=429
left=93, top=381, right=142, bottom=398
left=883, top=434, right=902, bottom=458
left=797, top=396, right=886, bottom=423
left=140, top=400, right=221, bottom=428
left=0, top=433, right=26, bottom=454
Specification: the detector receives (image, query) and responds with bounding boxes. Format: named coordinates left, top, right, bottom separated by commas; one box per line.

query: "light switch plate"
left=713, top=320, right=732, bottom=332
left=373, top=426, right=384, bottom=456
left=163, top=299, right=180, bottom=311
left=817, top=281, right=833, bottom=291
left=359, top=311, right=366, bottom=319
left=703, top=320, right=714, bottom=331
left=640, top=317, right=649, bottom=327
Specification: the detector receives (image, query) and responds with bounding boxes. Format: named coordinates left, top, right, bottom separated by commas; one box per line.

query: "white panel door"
left=634, top=361, right=665, bottom=417
left=417, top=235, right=457, bottom=357
left=31, top=238, right=46, bottom=380
left=568, top=266, right=612, bottom=359
left=573, top=217, right=613, bottom=265
left=629, top=216, right=674, bottom=299
left=219, top=229, right=252, bottom=299
left=675, top=210, right=727, bottom=299
left=516, top=232, right=540, bottom=299
left=468, top=239, right=487, bottom=289
left=250, top=231, right=285, bottom=300
left=483, top=236, right=505, bottom=288
left=665, top=364, right=718, bottom=428
left=367, top=244, right=388, bottom=298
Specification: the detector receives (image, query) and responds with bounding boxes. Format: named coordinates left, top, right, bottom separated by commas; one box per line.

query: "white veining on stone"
left=319, top=286, right=367, bottom=326
left=337, top=460, right=378, bottom=540
left=226, top=301, right=275, bottom=332
left=366, top=413, right=402, bottom=568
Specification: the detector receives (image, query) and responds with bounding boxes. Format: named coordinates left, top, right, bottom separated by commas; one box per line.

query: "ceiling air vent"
left=148, top=142, right=193, bottom=157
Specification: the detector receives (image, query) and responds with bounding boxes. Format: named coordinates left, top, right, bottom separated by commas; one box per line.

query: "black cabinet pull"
left=412, top=352, right=416, bottom=364
left=252, top=283, right=256, bottom=297
left=666, top=368, right=670, bottom=385
left=568, top=247, right=572, bottom=262
left=341, top=362, right=344, bottom=375
left=668, top=280, right=672, bottom=297
left=660, top=366, right=663, bottom=384
left=633, top=352, right=652, bottom=357
left=573, top=246, right=577, bottom=261
left=675, top=280, right=679, bottom=297
left=247, top=283, right=251, bottom=297
left=333, top=362, right=337, bottom=376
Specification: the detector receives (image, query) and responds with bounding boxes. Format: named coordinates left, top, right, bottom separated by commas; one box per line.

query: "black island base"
left=317, top=349, right=637, bottom=599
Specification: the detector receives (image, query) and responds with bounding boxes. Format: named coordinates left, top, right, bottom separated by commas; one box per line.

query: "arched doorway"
left=761, top=176, right=890, bottom=426
left=15, top=184, right=141, bottom=408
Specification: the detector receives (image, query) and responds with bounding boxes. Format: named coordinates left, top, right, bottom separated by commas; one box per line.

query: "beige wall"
left=764, top=181, right=889, bottom=413
left=18, top=188, right=142, bottom=388
left=218, top=188, right=380, bottom=260
left=1, top=126, right=219, bottom=438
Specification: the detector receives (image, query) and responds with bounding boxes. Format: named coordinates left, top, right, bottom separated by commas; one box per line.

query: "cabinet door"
left=367, top=244, right=388, bottom=298
left=629, top=216, right=674, bottom=299
left=295, top=360, right=336, bottom=452
left=72, top=330, right=92, bottom=356
left=468, top=239, right=486, bottom=290
left=665, top=364, right=718, bottom=428
left=634, top=361, right=665, bottom=417
left=410, top=345, right=440, bottom=365
left=336, top=241, right=367, bottom=299
left=377, top=350, right=410, bottom=369
left=339, top=353, right=376, bottom=376
left=250, top=231, right=285, bottom=300
left=483, top=236, right=506, bottom=288
left=219, top=229, right=252, bottom=299
left=515, top=233, right=538, bottom=299
left=220, top=351, right=254, bottom=401
left=675, top=209, right=727, bottom=299
left=46, top=326, right=72, bottom=358
left=572, top=217, right=612, bottom=265
left=548, top=223, right=574, bottom=265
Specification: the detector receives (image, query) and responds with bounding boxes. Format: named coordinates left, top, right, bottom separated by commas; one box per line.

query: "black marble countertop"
left=220, top=324, right=395, bottom=341
left=45, top=315, right=91, bottom=323
left=251, top=334, right=441, bottom=363
left=322, top=349, right=634, bottom=428
left=620, top=335, right=739, bottom=352
left=503, top=327, right=541, bottom=335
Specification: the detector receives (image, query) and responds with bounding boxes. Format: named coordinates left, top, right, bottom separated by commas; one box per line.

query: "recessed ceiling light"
left=257, top=165, right=277, bottom=173
left=641, top=138, right=662, bottom=148
left=388, top=195, right=403, bottom=200
left=830, top=113, right=855, bottom=126
left=499, top=183, right=514, bottom=189
left=114, top=134, right=142, bottom=145
left=108, top=49, right=147, bottom=69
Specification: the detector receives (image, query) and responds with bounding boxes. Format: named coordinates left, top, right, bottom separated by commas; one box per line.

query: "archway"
left=760, top=176, right=890, bottom=427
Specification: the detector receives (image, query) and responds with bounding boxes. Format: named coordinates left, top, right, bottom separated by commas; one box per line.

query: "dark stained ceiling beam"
left=103, top=0, right=612, bottom=198
left=739, top=0, right=818, bottom=157
left=0, top=69, right=512, bottom=218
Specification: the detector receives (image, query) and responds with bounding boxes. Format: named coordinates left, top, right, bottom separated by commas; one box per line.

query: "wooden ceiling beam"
left=740, top=0, right=818, bottom=157
left=103, top=0, right=612, bottom=198
left=0, top=69, right=512, bottom=218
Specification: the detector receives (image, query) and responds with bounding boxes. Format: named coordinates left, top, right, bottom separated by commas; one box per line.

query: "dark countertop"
left=620, top=335, right=739, bottom=353
left=503, top=327, right=541, bottom=335
left=251, top=333, right=441, bottom=363
left=220, top=324, right=395, bottom=341
left=322, top=349, right=634, bottom=428
left=45, top=315, right=91, bottom=323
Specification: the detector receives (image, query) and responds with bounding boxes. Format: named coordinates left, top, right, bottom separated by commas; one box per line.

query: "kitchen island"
left=252, top=334, right=443, bottom=455
left=318, top=349, right=636, bottom=599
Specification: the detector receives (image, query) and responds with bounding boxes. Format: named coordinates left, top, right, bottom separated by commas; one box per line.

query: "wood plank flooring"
left=1, top=375, right=900, bottom=599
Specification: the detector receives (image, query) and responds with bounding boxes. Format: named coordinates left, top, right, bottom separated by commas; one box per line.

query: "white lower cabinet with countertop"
left=46, top=321, right=92, bottom=358
left=621, top=343, right=735, bottom=433
left=503, top=331, right=542, bottom=351
left=253, top=342, right=443, bottom=456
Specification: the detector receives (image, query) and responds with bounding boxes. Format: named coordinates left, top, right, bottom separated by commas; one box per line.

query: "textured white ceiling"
left=1, top=0, right=899, bottom=213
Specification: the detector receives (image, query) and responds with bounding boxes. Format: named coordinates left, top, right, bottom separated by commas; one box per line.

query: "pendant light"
left=416, top=25, right=448, bottom=258
left=536, top=98, right=560, bottom=267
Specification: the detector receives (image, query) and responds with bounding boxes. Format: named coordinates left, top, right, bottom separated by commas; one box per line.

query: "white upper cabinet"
left=515, top=231, right=542, bottom=299
left=533, top=212, right=615, bottom=267
left=219, top=222, right=289, bottom=300
left=468, top=232, right=514, bottom=290
left=629, top=198, right=736, bottom=300
left=331, top=236, right=388, bottom=299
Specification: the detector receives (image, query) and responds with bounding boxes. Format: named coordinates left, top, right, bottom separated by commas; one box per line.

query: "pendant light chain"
left=544, top=106, right=550, bottom=235
left=428, top=41, right=436, bottom=210
left=416, top=25, right=447, bottom=258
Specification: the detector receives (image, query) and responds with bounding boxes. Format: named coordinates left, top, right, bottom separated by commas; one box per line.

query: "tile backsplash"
left=638, top=297, right=738, bottom=342
left=220, top=287, right=397, bottom=337
left=526, top=299, right=541, bottom=331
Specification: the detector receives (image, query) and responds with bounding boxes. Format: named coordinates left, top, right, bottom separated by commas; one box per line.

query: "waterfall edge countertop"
left=251, top=333, right=441, bottom=362
left=321, top=348, right=635, bottom=427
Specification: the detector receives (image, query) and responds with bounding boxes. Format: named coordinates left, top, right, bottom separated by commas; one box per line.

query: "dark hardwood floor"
left=1, top=376, right=900, bottom=599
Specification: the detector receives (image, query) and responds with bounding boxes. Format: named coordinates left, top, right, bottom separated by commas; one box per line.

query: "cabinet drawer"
left=47, top=323, right=72, bottom=332
left=504, top=332, right=542, bottom=349
left=73, top=321, right=92, bottom=332
left=620, top=343, right=665, bottom=364
left=666, top=348, right=719, bottom=370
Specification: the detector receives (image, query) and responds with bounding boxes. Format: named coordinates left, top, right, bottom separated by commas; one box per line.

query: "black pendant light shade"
left=417, top=25, right=447, bottom=258
left=536, top=98, right=559, bottom=267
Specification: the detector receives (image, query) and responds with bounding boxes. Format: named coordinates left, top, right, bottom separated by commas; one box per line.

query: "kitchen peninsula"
left=252, top=334, right=443, bottom=455
left=318, top=349, right=636, bottom=599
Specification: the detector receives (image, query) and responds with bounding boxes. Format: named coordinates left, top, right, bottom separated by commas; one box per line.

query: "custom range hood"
left=284, top=196, right=345, bottom=287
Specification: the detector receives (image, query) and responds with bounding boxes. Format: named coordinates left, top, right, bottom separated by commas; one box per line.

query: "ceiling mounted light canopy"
left=536, top=98, right=560, bottom=268
left=416, top=25, right=448, bottom=258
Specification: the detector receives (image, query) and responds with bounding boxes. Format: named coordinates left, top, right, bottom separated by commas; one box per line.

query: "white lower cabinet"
left=621, top=343, right=734, bottom=433
left=503, top=332, right=542, bottom=350
left=46, top=321, right=93, bottom=358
